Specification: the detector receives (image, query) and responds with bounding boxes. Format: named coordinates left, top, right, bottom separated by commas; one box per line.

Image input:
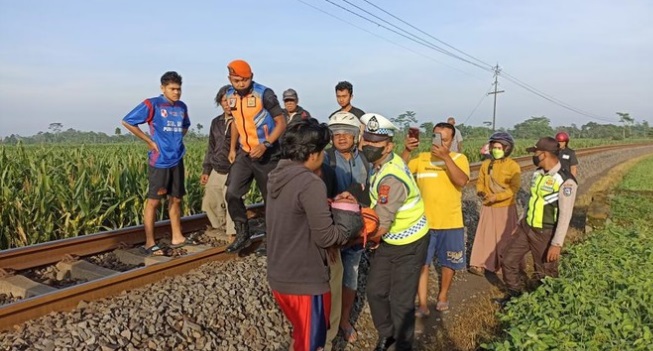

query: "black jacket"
left=202, top=113, right=232, bottom=175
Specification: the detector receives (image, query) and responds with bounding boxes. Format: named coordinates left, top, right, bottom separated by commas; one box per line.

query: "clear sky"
left=1, top=0, right=651, bottom=137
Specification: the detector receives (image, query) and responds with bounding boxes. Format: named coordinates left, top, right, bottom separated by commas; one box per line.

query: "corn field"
left=0, top=138, right=645, bottom=249
left=0, top=142, right=262, bottom=250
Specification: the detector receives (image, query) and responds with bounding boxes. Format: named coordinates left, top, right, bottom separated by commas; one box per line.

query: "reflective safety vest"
left=370, top=154, right=429, bottom=245
left=226, top=82, right=276, bottom=153
left=526, top=168, right=574, bottom=229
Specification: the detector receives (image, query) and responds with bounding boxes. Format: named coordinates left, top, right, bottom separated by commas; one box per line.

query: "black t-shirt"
left=330, top=106, right=366, bottom=120
left=558, top=148, right=578, bottom=174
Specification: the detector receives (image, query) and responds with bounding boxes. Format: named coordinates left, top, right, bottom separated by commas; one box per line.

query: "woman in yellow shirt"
left=469, top=132, right=521, bottom=275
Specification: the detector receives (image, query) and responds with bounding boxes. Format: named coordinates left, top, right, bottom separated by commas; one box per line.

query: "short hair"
left=434, top=122, right=456, bottom=137
left=215, top=85, right=231, bottom=106
left=281, top=119, right=331, bottom=162
left=161, top=71, right=182, bottom=86
left=335, top=81, right=353, bottom=95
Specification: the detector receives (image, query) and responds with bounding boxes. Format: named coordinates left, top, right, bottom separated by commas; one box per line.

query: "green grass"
left=483, top=156, right=653, bottom=351
left=618, top=155, right=653, bottom=191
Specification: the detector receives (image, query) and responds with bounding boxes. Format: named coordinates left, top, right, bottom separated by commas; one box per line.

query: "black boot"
left=255, top=241, right=266, bottom=257
left=373, top=336, right=395, bottom=351
left=226, top=222, right=251, bottom=253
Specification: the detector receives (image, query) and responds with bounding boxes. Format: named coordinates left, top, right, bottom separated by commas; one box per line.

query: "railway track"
left=0, top=142, right=649, bottom=330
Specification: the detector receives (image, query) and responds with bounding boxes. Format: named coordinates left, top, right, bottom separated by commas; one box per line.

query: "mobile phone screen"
left=432, top=132, right=442, bottom=146
left=408, top=127, right=420, bottom=140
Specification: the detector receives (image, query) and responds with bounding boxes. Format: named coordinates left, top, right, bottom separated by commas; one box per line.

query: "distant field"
left=0, top=139, right=649, bottom=249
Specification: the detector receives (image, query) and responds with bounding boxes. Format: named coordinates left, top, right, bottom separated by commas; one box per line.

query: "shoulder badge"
left=378, top=184, right=390, bottom=205
left=563, top=185, right=573, bottom=197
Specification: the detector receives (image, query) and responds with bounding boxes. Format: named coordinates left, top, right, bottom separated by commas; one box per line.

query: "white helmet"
left=328, top=111, right=360, bottom=136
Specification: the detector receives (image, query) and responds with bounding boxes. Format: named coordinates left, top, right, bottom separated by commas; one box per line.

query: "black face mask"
left=532, top=154, right=542, bottom=167
left=362, top=145, right=385, bottom=163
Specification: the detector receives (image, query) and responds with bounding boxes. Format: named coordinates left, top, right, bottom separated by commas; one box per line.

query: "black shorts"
left=147, top=160, right=185, bottom=199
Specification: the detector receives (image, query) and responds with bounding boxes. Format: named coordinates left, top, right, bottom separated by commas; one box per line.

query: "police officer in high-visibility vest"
left=500, top=137, right=578, bottom=299
left=353, top=113, right=429, bottom=351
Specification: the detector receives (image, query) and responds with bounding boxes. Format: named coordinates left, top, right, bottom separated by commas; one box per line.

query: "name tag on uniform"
left=247, top=96, right=256, bottom=107
left=562, top=154, right=570, bottom=159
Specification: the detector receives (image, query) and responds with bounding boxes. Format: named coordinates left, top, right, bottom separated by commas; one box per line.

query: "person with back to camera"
left=266, top=119, right=363, bottom=351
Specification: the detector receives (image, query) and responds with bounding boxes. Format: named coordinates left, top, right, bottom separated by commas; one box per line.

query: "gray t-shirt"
left=450, top=128, right=463, bottom=152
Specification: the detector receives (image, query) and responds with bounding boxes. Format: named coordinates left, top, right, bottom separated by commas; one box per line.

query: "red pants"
left=272, top=291, right=331, bottom=351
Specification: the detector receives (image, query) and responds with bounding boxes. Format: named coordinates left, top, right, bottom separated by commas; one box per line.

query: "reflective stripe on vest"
left=226, top=82, right=276, bottom=153
left=370, top=154, right=429, bottom=245
left=526, top=171, right=564, bottom=228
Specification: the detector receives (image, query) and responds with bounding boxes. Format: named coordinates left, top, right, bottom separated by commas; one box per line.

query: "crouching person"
left=266, top=120, right=363, bottom=351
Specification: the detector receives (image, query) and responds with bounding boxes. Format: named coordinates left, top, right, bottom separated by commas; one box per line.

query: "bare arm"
left=267, top=115, right=287, bottom=143
left=121, top=121, right=157, bottom=152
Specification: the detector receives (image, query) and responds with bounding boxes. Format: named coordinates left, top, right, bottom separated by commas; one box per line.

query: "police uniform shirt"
left=372, top=155, right=408, bottom=230
left=532, top=162, right=578, bottom=247
left=558, top=148, right=578, bottom=174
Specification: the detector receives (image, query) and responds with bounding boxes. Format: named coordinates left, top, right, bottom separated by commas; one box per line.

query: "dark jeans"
left=366, top=235, right=429, bottom=351
left=226, top=149, right=278, bottom=224
left=501, top=220, right=558, bottom=293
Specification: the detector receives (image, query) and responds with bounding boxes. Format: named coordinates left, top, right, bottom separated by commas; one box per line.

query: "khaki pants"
left=201, top=170, right=235, bottom=235
left=501, top=220, right=557, bottom=293
left=324, top=249, right=343, bottom=351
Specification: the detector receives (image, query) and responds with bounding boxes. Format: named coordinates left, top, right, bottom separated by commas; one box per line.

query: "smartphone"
left=408, top=127, right=420, bottom=141
left=432, top=132, right=442, bottom=146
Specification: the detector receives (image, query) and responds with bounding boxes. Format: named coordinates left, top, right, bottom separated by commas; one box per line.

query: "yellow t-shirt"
left=408, top=152, right=470, bottom=230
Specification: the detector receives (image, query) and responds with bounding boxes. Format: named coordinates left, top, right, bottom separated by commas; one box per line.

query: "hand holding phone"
left=408, top=127, right=420, bottom=141
left=432, top=132, right=442, bottom=146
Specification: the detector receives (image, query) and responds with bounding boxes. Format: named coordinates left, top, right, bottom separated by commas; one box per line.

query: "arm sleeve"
left=569, top=150, right=579, bottom=166
left=263, top=89, right=284, bottom=117
left=476, top=161, right=488, bottom=194
left=299, top=177, right=349, bottom=248
left=455, top=154, right=471, bottom=177
left=202, top=118, right=217, bottom=175
left=408, top=158, right=418, bottom=174
left=494, top=162, right=522, bottom=202
left=181, top=104, right=190, bottom=129
left=373, top=176, right=408, bottom=229
left=551, top=179, right=578, bottom=246
left=122, top=101, right=149, bottom=126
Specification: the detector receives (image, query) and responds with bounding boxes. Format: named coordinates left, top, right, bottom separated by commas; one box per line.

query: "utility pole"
left=487, top=64, right=505, bottom=131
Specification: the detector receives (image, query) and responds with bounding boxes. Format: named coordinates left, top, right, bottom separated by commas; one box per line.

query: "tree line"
left=1, top=112, right=650, bottom=145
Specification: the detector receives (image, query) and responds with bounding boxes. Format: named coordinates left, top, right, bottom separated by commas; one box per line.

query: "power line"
left=336, top=0, right=492, bottom=72
left=343, top=0, right=618, bottom=123
left=295, top=0, right=486, bottom=80
left=322, top=0, right=493, bottom=72
left=359, top=0, right=494, bottom=70
left=460, top=85, right=494, bottom=125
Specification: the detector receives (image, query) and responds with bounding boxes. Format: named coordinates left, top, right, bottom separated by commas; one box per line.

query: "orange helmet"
left=555, top=131, right=570, bottom=142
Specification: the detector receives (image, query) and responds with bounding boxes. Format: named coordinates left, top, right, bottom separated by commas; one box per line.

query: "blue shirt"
left=122, top=95, right=191, bottom=168
left=323, top=149, right=369, bottom=194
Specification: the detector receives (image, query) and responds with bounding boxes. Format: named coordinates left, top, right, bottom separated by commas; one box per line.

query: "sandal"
left=415, top=307, right=430, bottom=318
left=339, top=325, right=358, bottom=343
left=468, top=266, right=485, bottom=276
left=169, top=237, right=199, bottom=249
left=436, top=301, right=449, bottom=312
left=139, top=244, right=165, bottom=256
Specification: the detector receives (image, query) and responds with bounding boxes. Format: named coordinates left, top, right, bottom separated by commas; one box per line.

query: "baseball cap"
left=283, top=89, right=298, bottom=101
left=526, top=137, right=559, bottom=153
left=227, top=60, right=252, bottom=78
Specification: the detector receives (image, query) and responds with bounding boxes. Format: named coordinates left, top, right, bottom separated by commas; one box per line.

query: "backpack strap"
left=358, top=151, right=371, bottom=175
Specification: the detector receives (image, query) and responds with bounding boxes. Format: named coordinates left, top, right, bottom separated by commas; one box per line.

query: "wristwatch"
left=263, top=140, right=272, bottom=148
